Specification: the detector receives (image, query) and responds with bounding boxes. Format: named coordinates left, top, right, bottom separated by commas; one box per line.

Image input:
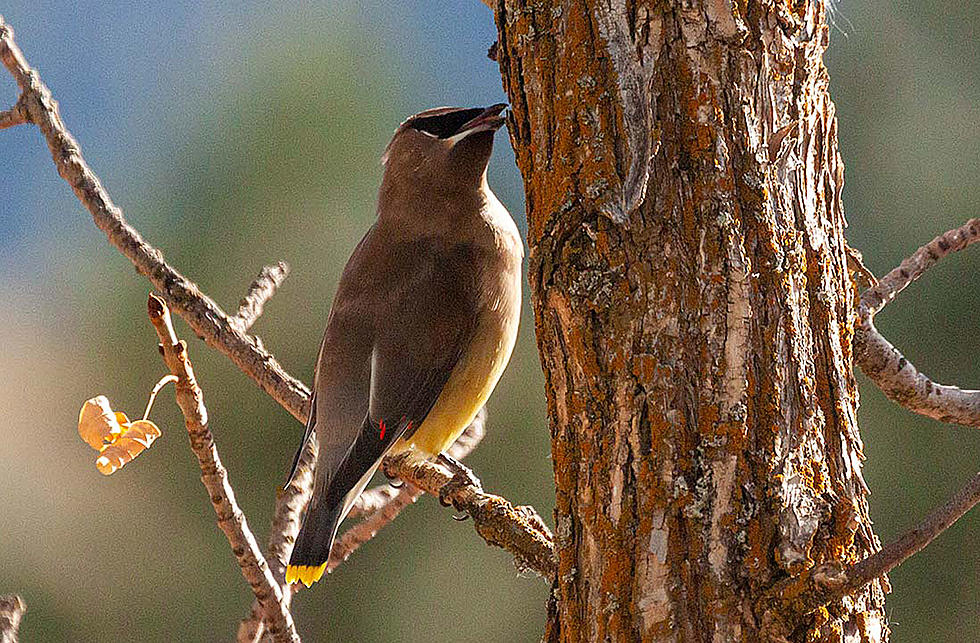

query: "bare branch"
left=147, top=294, right=300, bottom=643
left=232, top=262, right=290, bottom=332
left=0, top=596, right=25, bottom=643
left=842, top=469, right=980, bottom=595
left=0, top=94, right=27, bottom=129
left=0, top=15, right=310, bottom=423
left=236, top=436, right=315, bottom=643
left=853, top=320, right=980, bottom=425
left=858, top=218, right=980, bottom=318
left=383, top=450, right=556, bottom=579
left=329, top=484, right=424, bottom=573
left=346, top=483, right=402, bottom=519
left=854, top=218, right=980, bottom=427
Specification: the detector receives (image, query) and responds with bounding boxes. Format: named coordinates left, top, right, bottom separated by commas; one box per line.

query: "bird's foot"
left=436, top=452, right=481, bottom=511
left=383, top=467, right=404, bottom=488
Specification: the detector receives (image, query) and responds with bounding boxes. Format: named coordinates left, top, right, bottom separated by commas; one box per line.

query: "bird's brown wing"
left=284, top=229, right=377, bottom=488
left=318, top=238, right=487, bottom=506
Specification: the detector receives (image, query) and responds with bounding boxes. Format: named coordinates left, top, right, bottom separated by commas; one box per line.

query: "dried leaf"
left=78, top=396, right=124, bottom=449
left=95, top=419, right=161, bottom=476
left=124, top=419, right=162, bottom=445
left=79, top=386, right=169, bottom=475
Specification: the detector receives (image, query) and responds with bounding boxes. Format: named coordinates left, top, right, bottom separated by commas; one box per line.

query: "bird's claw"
left=383, top=466, right=404, bottom=488
left=436, top=452, right=481, bottom=510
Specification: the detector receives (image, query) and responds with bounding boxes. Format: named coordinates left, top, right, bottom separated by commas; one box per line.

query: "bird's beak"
left=448, top=104, right=508, bottom=144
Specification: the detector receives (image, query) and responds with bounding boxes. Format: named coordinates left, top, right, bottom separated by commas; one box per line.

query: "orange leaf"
left=78, top=396, right=124, bottom=449
left=95, top=419, right=162, bottom=475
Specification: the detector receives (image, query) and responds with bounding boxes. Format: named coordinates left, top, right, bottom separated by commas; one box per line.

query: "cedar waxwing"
left=285, top=104, right=523, bottom=587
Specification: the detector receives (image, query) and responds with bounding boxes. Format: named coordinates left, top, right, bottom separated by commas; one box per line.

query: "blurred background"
left=0, top=1, right=978, bottom=641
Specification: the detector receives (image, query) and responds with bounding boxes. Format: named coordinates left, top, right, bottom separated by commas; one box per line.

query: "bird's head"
left=381, top=104, right=508, bottom=194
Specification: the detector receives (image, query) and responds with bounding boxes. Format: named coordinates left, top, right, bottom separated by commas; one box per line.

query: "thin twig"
left=346, top=483, right=403, bottom=520
left=0, top=94, right=26, bottom=129
left=842, top=469, right=980, bottom=594
left=328, top=484, right=424, bottom=572
left=236, top=437, right=316, bottom=643
left=0, top=595, right=25, bottom=643
left=232, top=262, right=290, bottom=332
left=858, top=218, right=980, bottom=318
left=147, top=294, right=300, bottom=643
left=854, top=218, right=980, bottom=426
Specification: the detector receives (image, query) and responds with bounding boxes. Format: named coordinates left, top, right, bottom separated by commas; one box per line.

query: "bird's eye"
left=409, top=108, right=485, bottom=139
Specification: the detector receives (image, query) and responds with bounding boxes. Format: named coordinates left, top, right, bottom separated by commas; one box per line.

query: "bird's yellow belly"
left=392, top=311, right=518, bottom=457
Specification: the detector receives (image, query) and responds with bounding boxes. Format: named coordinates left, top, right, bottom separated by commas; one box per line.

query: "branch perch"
left=383, top=450, right=556, bottom=578
left=0, top=596, right=25, bottom=643
left=147, top=294, right=300, bottom=643
left=331, top=406, right=489, bottom=570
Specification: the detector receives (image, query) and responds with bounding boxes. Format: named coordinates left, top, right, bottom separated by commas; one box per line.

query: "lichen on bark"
left=492, top=1, right=887, bottom=640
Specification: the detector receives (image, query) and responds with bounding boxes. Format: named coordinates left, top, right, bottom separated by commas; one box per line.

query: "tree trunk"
left=492, top=1, right=887, bottom=640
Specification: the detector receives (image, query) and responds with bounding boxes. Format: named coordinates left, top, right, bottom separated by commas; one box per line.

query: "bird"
left=284, top=104, right=523, bottom=587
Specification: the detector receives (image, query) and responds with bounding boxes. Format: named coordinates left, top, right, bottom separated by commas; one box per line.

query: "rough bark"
left=493, top=1, right=887, bottom=640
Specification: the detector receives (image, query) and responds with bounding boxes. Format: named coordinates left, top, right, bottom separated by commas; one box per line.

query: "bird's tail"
left=286, top=497, right=343, bottom=588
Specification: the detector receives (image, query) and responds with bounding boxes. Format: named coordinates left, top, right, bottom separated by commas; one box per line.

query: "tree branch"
left=147, top=294, right=300, bottom=643
left=0, top=15, right=310, bottom=423
left=759, top=468, right=980, bottom=637
left=841, top=468, right=980, bottom=595
left=0, top=596, right=25, bottom=643
left=0, top=93, right=26, bottom=130
left=383, top=449, right=556, bottom=579
left=237, top=435, right=315, bottom=643
left=854, top=218, right=980, bottom=426
left=232, top=262, right=290, bottom=333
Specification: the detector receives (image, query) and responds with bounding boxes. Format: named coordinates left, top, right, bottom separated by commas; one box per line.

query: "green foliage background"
left=1, top=2, right=979, bottom=641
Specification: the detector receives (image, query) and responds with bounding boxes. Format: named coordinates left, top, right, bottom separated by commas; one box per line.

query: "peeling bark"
left=492, top=1, right=887, bottom=640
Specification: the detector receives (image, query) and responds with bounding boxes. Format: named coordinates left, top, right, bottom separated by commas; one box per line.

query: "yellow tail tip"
left=286, top=563, right=327, bottom=587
